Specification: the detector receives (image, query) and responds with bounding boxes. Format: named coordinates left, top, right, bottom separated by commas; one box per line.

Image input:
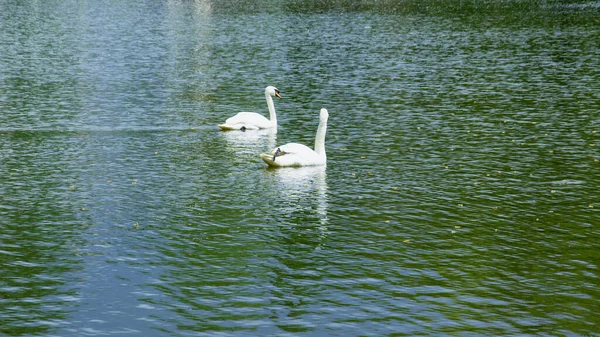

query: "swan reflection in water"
left=267, top=166, right=329, bottom=250
left=220, top=128, right=277, bottom=158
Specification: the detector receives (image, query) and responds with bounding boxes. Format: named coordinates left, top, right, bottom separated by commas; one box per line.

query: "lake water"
left=1, top=0, right=599, bottom=336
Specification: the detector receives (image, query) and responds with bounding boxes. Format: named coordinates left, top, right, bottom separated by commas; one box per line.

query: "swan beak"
left=275, top=90, right=282, bottom=99
left=272, top=147, right=281, bottom=162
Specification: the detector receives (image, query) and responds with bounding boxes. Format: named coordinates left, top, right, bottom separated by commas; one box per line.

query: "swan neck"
left=265, top=92, right=277, bottom=124
left=314, top=118, right=327, bottom=157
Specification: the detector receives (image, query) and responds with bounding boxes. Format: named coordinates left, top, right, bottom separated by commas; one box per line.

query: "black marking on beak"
left=272, top=147, right=281, bottom=162
left=275, top=90, right=282, bottom=99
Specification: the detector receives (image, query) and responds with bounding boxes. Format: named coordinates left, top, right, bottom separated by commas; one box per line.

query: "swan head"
left=265, top=86, right=282, bottom=99
left=320, top=108, right=329, bottom=121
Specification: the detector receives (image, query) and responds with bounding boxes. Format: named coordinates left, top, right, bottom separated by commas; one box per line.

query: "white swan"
left=261, top=108, right=329, bottom=167
left=219, top=86, right=281, bottom=131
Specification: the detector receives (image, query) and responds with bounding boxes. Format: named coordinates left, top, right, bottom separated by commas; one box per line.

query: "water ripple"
left=1, top=1, right=599, bottom=336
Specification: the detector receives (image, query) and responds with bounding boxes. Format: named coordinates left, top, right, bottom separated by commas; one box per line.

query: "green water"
left=1, top=0, right=599, bottom=336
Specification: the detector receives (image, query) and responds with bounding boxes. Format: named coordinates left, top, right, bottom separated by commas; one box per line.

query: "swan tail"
left=260, top=153, right=282, bottom=167
left=219, top=124, right=258, bottom=131
left=219, top=124, right=235, bottom=131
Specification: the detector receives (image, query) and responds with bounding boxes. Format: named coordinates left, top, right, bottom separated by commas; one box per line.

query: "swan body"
left=219, top=86, right=281, bottom=131
left=261, top=108, right=329, bottom=168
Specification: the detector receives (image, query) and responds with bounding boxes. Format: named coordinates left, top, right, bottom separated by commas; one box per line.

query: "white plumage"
left=261, top=108, right=329, bottom=168
left=219, top=86, right=281, bottom=131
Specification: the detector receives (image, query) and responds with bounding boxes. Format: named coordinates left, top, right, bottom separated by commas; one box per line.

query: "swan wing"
left=277, top=143, right=313, bottom=155
left=220, top=112, right=272, bottom=130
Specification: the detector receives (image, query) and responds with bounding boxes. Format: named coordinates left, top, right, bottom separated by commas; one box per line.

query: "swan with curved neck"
left=219, top=86, right=281, bottom=131
left=261, top=108, right=329, bottom=167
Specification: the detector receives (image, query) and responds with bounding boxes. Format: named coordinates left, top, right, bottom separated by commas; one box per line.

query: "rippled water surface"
left=1, top=0, right=600, bottom=336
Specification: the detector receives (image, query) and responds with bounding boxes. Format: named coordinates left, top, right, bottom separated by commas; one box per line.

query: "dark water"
left=1, top=0, right=599, bottom=336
